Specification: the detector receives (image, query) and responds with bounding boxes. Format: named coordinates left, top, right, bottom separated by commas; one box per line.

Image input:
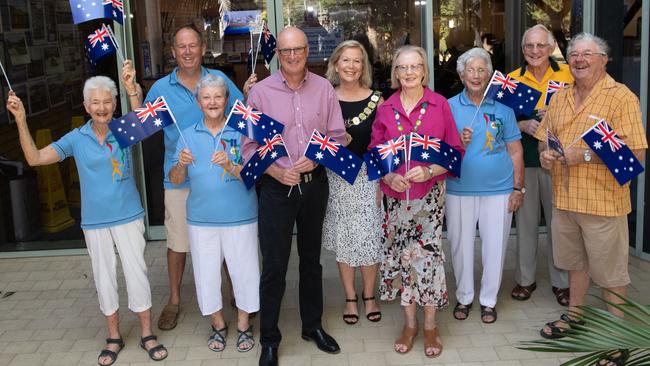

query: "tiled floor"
left=1, top=235, right=649, bottom=366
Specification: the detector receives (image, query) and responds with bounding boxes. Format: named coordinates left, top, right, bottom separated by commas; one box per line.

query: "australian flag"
left=437, top=141, right=463, bottom=177
left=109, top=96, right=175, bottom=149
left=582, top=119, right=644, bottom=186
left=545, top=80, right=568, bottom=106
left=70, top=0, right=123, bottom=24
left=363, top=135, right=407, bottom=181
left=485, top=70, right=542, bottom=118
left=240, top=134, right=288, bottom=189
left=409, top=132, right=462, bottom=177
left=226, top=100, right=284, bottom=145
left=84, top=25, right=116, bottom=64
left=547, top=128, right=565, bottom=157
left=260, top=22, right=276, bottom=68
left=304, top=130, right=362, bottom=184
left=103, top=0, right=124, bottom=24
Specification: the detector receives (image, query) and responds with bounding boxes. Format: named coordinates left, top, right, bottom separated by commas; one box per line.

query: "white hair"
left=456, top=47, right=493, bottom=76
left=521, top=24, right=555, bottom=48
left=195, top=74, right=229, bottom=99
left=83, top=76, right=118, bottom=102
left=567, top=32, right=610, bottom=57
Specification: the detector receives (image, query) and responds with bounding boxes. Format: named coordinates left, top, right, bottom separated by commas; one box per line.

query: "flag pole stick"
left=466, top=73, right=493, bottom=130
left=252, top=22, right=264, bottom=72
left=287, top=133, right=308, bottom=197
left=162, top=96, right=194, bottom=166
left=122, top=12, right=128, bottom=61
left=0, top=60, right=13, bottom=91
left=106, top=25, right=125, bottom=63
left=210, top=103, right=237, bottom=170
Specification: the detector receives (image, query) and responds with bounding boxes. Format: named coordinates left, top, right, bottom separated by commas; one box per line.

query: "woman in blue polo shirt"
left=6, top=76, right=167, bottom=366
left=446, top=48, right=524, bottom=325
left=169, top=74, right=259, bottom=353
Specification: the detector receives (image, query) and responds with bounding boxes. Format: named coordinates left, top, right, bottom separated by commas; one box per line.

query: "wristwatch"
left=583, top=149, right=592, bottom=163
left=427, top=165, right=434, bottom=178
left=513, top=187, right=526, bottom=194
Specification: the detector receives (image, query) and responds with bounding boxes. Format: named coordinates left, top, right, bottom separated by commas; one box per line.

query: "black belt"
left=300, top=166, right=324, bottom=183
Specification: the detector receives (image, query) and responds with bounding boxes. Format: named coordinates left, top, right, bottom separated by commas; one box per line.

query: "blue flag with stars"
left=304, top=130, right=362, bottom=185
left=582, top=118, right=644, bottom=186
left=103, top=0, right=124, bottom=24
left=436, top=140, right=463, bottom=178
left=84, top=25, right=116, bottom=65
left=226, top=100, right=284, bottom=145
left=70, top=0, right=123, bottom=24
left=260, top=22, right=276, bottom=68
left=109, top=96, right=175, bottom=149
left=240, top=134, right=288, bottom=189
left=485, top=70, right=541, bottom=118
left=408, top=132, right=463, bottom=177
left=363, top=135, right=407, bottom=181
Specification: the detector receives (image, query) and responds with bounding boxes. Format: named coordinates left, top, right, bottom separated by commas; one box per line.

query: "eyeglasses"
left=523, top=43, right=549, bottom=51
left=278, top=47, right=307, bottom=56
left=395, top=64, right=424, bottom=73
left=464, top=67, right=488, bottom=75
left=567, top=51, right=606, bottom=59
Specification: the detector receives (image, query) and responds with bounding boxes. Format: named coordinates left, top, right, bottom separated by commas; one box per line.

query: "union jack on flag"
left=135, top=97, right=169, bottom=123
left=364, top=135, right=407, bottom=181
left=240, top=134, right=288, bottom=189
left=484, top=70, right=542, bottom=118
left=377, top=135, right=406, bottom=160
left=88, top=26, right=110, bottom=47
left=258, top=134, right=285, bottom=159
left=545, top=80, right=568, bottom=106
left=582, top=118, right=644, bottom=185
left=408, top=132, right=441, bottom=164
left=225, top=99, right=284, bottom=144
left=84, top=24, right=117, bottom=64
left=102, top=0, right=124, bottom=24
left=489, top=71, right=519, bottom=93
left=304, top=130, right=362, bottom=184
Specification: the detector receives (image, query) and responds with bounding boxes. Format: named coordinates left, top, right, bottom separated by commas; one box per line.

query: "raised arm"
left=122, top=60, right=144, bottom=109
left=6, top=93, right=60, bottom=166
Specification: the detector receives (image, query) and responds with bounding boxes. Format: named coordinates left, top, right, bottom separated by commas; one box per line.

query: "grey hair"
left=195, top=74, right=230, bottom=99
left=521, top=24, right=555, bottom=48
left=567, top=32, right=610, bottom=57
left=83, top=76, right=118, bottom=102
left=456, top=47, right=493, bottom=76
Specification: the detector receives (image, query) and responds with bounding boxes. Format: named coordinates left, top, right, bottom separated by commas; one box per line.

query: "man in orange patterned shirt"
left=534, top=33, right=647, bottom=366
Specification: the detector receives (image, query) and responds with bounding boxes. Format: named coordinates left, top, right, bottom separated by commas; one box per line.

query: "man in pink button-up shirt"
left=242, top=27, right=345, bottom=366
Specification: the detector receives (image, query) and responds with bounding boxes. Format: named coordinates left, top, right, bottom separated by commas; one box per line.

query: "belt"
left=300, top=166, right=324, bottom=183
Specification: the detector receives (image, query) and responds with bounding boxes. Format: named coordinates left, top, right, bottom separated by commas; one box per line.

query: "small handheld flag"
left=84, top=25, right=117, bottom=65
left=545, top=80, right=568, bottom=106
left=304, top=130, right=363, bottom=185
left=103, top=0, right=124, bottom=24
left=363, top=135, right=407, bottom=180
left=582, top=118, right=644, bottom=186
left=225, top=100, right=284, bottom=144
left=109, top=96, right=175, bottom=148
left=240, top=134, right=288, bottom=189
left=259, top=21, right=277, bottom=69
left=546, top=128, right=565, bottom=157
left=485, top=70, right=542, bottom=118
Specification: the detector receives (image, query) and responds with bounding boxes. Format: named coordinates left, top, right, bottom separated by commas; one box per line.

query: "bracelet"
left=127, top=90, right=139, bottom=96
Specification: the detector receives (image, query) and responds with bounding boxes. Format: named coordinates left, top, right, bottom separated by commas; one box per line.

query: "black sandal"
left=208, top=325, right=228, bottom=352
left=480, top=305, right=497, bottom=324
left=595, top=349, right=630, bottom=366
left=97, top=338, right=124, bottom=366
left=540, top=313, right=585, bottom=339
left=236, top=326, right=255, bottom=352
left=343, top=296, right=359, bottom=325
left=453, top=302, right=472, bottom=320
left=363, top=296, right=382, bottom=322
left=139, top=335, right=168, bottom=361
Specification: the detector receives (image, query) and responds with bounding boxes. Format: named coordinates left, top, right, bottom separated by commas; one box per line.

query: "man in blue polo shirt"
left=122, top=23, right=255, bottom=330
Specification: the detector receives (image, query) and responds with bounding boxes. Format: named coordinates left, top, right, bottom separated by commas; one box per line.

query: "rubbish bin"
left=0, top=161, right=42, bottom=242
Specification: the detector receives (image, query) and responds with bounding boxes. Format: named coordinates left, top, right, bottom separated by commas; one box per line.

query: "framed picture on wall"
left=29, top=0, right=46, bottom=44
left=44, top=2, right=58, bottom=42
left=9, top=64, right=28, bottom=84
left=5, top=32, right=30, bottom=66
left=27, top=78, right=49, bottom=115
left=8, top=0, right=29, bottom=31
left=43, top=46, right=64, bottom=75
left=27, top=47, right=45, bottom=78
left=69, top=78, right=83, bottom=108
left=47, top=76, right=65, bottom=107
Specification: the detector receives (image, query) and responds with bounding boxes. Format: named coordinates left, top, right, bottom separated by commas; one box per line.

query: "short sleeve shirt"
left=51, top=121, right=144, bottom=229
left=534, top=74, right=648, bottom=216
left=173, top=120, right=257, bottom=226
left=446, top=91, right=521, bottom=196
left=146, top=67, right=244, bottom=189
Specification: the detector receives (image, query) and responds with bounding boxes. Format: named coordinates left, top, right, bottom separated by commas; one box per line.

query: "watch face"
left=521, top=188, right=526, bottom=194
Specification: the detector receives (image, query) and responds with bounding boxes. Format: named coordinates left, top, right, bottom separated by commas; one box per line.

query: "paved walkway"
left=1, top=235, right=649, bottom=366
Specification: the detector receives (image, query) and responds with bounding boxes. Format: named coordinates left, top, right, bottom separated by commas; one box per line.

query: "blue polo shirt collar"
left=169, top=66, right=210, bottom=86
left=78, top=120, right=115, bottom=145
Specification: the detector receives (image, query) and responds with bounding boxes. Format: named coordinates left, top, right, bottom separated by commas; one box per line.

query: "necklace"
left=344, top=91, right=382, bottom=128
left=394, top=101, right=428, bottom=133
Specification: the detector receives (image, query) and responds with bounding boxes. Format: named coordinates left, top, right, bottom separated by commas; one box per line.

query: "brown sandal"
left=157, top=304, right=179, bottom=331
left=423, top=328, right=443, bottom=358
left=511, top=282, right=537, bottom=301
left=394, top=325, right=418, bottom=354
left=552, top=287, right=570, bottom=306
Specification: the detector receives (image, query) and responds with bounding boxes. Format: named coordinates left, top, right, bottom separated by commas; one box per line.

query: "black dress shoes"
left=259, top=346, right=278, bottom=366
left=301, top=328, right=341, bottom=354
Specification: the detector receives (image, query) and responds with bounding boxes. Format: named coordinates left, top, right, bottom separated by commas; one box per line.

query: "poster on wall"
left=30, top=0, right=46, bottom=44
left=9, top=64, right=28, bottom=84
left=222, top=10, right=261, bottom=35
left=27, top=79, right=49, bottom=115
left=47, top=76, right=65, bottom=107
left=5, top=32, right=30, bottom=65
left=43, top=46, right=64, bottom=75
left=8, top=0, right=29, bottom=30
left=44, top=2, right=58, bottom=42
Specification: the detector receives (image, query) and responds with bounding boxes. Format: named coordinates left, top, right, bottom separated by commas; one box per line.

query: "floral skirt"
left=378, top=182, right=449, bottom=308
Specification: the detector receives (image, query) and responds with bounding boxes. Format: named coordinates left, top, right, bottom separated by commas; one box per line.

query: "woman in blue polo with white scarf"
left=6, top=76, right=166, bottom=366
left=169, top=73, right=259, bottom=353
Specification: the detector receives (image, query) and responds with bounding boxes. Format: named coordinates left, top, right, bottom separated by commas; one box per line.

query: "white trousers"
left=83, top=219, right=151, bottom=316
left=446, top=194, right=512, bottom=308
left=188, top=223, right=260, bottom=316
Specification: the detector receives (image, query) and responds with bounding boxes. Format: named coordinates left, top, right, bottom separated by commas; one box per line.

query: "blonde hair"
left=390, top=45, right=429, bottom=89
left=326, top=40, right=373, bottom=88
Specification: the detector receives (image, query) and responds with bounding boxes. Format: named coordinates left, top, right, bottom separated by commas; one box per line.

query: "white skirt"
left=322, top=163, right=384, bottom=267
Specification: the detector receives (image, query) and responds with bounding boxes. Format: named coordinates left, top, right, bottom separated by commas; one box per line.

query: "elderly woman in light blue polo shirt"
left=6, top=76, right=167, bottom=366
left=446, top=48, right=524, bottom=325
left=169, top=74, right=259, bottom=353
